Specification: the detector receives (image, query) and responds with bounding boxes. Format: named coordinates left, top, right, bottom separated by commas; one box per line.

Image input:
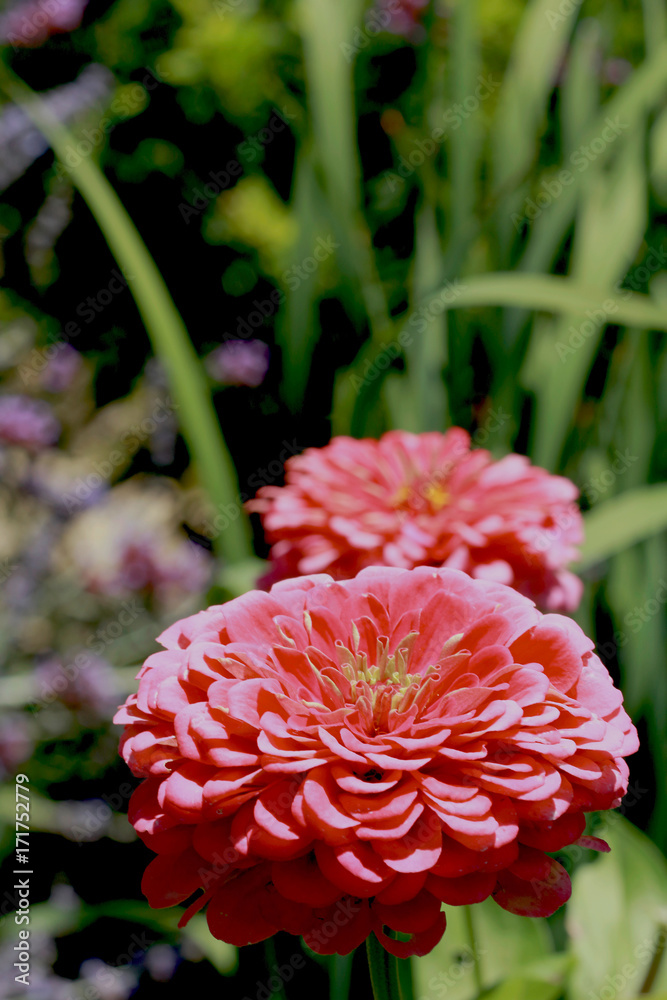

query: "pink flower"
left=0, top=394, right=60, bottom=451
left=114, top=567, right=636, bottom=957
left=248, top=429, right=584, bottom=610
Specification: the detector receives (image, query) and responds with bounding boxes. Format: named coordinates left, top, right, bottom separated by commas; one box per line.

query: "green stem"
left=463, top=905, right=483, bottom=997
left=639, top=924, right=667, bottom=993
left=264, top=938, right=288, bottom=1000
left=329, top=953, right=353, bottom=1000
left=0, top=59, right=253, bottom=566
left=366, top=935, right=402, bottom=1000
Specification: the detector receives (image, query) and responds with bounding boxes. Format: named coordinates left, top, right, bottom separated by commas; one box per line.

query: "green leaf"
left=403, top=204, right=449, bottom=432
left=492, top=0, right=579, bottom=250
left=413, top=898, right=554, bottom=1000
left=480, top=977, right=563, bottom=1000
left=276, top=151, right=325, bottom=412
left=448, top=0, right=482, bottom=251
left=579, top=484, right=667, bottom=568
left=528, top=134, right=647, bottom=469
left=565, top=815, right=667, bottom=1000
left=519, top=35, right=667, bottom=278
left=420, top=273, right=667, bottom=332
left=180, top=914, right=238, bottom=975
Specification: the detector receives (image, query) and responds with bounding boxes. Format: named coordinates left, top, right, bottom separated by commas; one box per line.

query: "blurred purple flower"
left=35, top=654, right=117, bottom=715
left=38, top=344, right=82, bottom=393
left=60, top=480, right=213, bottom=603
left=0, top=395, right=60, bottom=451
left=603, top=58, right=632, bottom=86
left=0, top=0, right=88, bottom=48
left=376, top=0, right=429, bottom=39
left=112, top=538, right=210, bottom=597
left=206, top=339, right=270, bottom=388
left=145, top=945, right=179, bottom=982
left=79, top=959, right=137, bottom=1000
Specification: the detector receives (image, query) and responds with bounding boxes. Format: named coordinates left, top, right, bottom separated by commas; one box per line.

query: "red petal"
left=371, top=903, right=447, bottom=958
left=303, top=898, right=372, bottom=956
left=426, top=870, right=496, bottom=905
left=493, top=857, right=571, bottom=917
left=519, top=812, right=585, bottom=851
left=271, top=854, right=341, bottom=906
left=207, top=867, right=279, bottom=946
left=374, top=872, right=427, bottom=905
left=141, top=847, right=203, bottom=908
left=507, top=845, right=552, bottom=881
left=575, top=835, right=611, bottom=853
left=315, top=841, right=394, bottom=897
left=372, top=890, right=442, bottom=934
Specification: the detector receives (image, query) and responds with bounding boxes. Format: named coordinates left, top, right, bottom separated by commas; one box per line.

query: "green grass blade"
left=448, top=0, right=482, bottom=252
left=519, top=36, right=667, bottom=278
left=642, top=0, right=667, bottom=57
left=579, top=484, right=667, bottom=569
left=528, top=134, right=647, bottom=469
left=492, top=0, right=579, bottom=251
left=0, top=61, right=252, bottom=565
left=419, top=272, right=667, bottom=331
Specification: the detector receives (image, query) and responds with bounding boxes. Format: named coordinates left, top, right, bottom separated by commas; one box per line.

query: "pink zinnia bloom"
left=248, top=429, right=584, bottom=611
left=114, top=567, right=636, bottom=958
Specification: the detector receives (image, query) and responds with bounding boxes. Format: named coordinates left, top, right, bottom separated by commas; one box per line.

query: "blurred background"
left=1, top=0, right=667, bottom=998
